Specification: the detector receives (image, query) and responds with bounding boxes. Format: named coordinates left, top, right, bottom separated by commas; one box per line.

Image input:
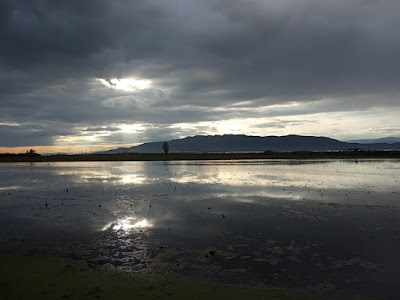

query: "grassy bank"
left=0, top=254, right=322, bottom=300
left=1, top=150, right=400, bottom=162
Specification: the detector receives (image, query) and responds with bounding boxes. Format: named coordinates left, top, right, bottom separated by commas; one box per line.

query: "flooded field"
left=1, top=160, right=399, bottom=299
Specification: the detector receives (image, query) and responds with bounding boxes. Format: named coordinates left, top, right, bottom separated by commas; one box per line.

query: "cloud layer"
left=1, top=0, right=399, bottom=149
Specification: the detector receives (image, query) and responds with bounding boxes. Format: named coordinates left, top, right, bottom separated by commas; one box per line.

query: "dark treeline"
left=0, top=149, right=40, bottom=158
left=1, top=149, right=400, bottom=162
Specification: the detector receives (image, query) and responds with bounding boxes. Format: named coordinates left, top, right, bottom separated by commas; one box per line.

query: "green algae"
left=0, top=254, right=326, bottom=300
left=1, top=253, right=388, bottom=300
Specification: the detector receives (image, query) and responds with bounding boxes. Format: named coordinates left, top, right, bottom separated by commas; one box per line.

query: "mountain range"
left=347, top=137, right=400, bottom=144
left=101, top=135, right=400, bottom=154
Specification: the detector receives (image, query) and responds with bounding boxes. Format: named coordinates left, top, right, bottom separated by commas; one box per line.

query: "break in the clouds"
left=1, top=0, right=400, bottom=151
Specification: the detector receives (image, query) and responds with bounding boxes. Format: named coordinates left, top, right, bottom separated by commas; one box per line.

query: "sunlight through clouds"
left=1, top=1, right=400, bottom=150
left=98, top=78, right=151, bottom=92
left=119, top=124, right=146, bottom=133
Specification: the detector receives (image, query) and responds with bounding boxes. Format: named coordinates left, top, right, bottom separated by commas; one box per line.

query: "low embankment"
left=1, top=150, right=400, bottom=162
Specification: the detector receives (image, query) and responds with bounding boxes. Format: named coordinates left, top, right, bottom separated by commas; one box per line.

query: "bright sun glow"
left=113, top=218, right=152, bottom=231
left=101, top=217, right=153, bottom=232
left=119, top=124, right=145, bottom=133
left=98, top=78, right=151, bottom=92
left=120, top=174, right=146, bottom=184
left=214, top=120, right=243, bottom=134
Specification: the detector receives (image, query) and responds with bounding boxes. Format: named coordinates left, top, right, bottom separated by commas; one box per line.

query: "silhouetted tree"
left=22, top=149, right=40, bottom=156
left=24, top=149, right=35, bottom=155
left=163, top=142, right=169, bottom=154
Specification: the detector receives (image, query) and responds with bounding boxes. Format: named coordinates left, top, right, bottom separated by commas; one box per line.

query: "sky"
left=1, top=0, right=400, bottom=154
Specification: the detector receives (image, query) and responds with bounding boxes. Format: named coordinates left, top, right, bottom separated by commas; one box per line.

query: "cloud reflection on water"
left=47, top=160, right=399, bottom=193
left=1, top=160, right=400, bottom=298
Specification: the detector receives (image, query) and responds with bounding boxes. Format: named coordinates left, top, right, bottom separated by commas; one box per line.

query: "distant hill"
left=101, top=134, right=400, bottom=154
left=103, top=147, right=131, bottom=154
left=348, top=137, right=400, bottom=144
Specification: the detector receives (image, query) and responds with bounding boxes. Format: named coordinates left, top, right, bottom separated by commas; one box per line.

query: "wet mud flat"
left=1, top=160, right=399, bottom=299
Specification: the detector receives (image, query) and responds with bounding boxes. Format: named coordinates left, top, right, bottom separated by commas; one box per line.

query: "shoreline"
left=0, top=253, right=335, bottom=300
left=1, top=150, right=400, bottom=162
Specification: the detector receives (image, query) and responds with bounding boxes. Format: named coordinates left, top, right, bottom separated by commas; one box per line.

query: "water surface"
left=1, top=160, right=399, bottom=298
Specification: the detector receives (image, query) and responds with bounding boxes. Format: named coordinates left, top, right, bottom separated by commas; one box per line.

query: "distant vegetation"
left=0, top=149, right=40, bottom=158
left=1, top=150, right=399, bottom=162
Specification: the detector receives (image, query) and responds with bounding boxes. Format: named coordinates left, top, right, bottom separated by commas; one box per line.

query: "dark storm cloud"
left=83, top=126, right=120, bottom=132
left=1, top=0, right=399, bottom=146
left=0, top=123, right=76, bottom=147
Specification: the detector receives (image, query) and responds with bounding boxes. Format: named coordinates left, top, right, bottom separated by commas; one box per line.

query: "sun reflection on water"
left=120, top=174, right=146, bottom=184
left=0, top=186, right=22, bottom=190
left=101, top=217, right=153, bottom=232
